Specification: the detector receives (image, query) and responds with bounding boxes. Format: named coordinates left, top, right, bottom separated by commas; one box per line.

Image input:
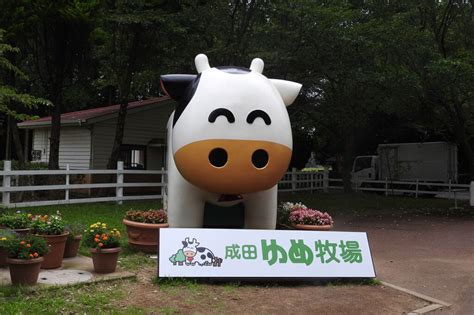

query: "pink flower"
left=288, top=208, right=334, bottom=226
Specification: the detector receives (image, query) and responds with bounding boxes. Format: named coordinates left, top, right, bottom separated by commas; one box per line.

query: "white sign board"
left=159, top=229, right=376, bottom=278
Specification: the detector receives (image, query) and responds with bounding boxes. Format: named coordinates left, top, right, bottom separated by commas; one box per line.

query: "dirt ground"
left=117, top=266, right=427, bottom=314
left=116, top=200, right=474, bottom=314
left=333, top=210, right=474, bottom=314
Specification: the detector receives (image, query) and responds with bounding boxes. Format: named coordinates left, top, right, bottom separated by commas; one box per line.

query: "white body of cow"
left=163, top=54, right=302, bottom=229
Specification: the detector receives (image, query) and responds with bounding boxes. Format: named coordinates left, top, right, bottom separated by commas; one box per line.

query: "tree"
left=0, top=1, right=98, bottom=169
left=97, top=0, right=179, bottom=169
left=0, top=29, right=50, bottom=167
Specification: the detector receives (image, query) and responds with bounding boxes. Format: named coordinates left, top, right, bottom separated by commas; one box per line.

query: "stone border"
left=381, top=281, right=451, bottom=314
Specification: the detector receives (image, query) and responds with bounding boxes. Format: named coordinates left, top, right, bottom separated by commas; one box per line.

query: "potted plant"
left=0, top=212, right=32, bottom=236
left=283, top=202, right=334, bottom=231
left=0, top=229, right=16, bottom=267
left=6, top=235, right=48, bottom=285
left=63, top=223, right=84, bottom=258
left=84, top=222, right=121, bottom=273
left=30, top=212, right=69, bottom=269
left=123, top=209, right=168, bottom=253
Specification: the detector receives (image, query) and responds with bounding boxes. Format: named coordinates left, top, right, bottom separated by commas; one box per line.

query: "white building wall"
left=92, top=104, right=173, bottom=169
left=31, top=127, right=91, bottom=169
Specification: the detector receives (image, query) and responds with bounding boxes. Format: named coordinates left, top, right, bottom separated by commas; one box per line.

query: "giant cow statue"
left=160, top=54, right=302, bottom=229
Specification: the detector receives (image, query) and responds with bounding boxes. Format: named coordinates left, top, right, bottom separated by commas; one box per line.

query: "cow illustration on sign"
left=161, top=54, right=302, bottom=229
left=169, top=237, right=222, bottom=267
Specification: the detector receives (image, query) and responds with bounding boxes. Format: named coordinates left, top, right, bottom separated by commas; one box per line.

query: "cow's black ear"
left=160, top=74, right=197, bottom=101
left=182, top=241, right=187, bottom=247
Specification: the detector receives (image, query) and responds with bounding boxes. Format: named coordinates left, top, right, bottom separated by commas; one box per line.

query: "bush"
left=0, top=213, right=32, bottom=229
left=288, top=208, right=334, bottom=226
left=84, top=222, right=121, bottom=249
left=125, top=209, right=167, bottom=224
left=0, top=160, right=48, bottom=170
left=7, top=235, right=48, bottom=259
left=30, top=212, right=65, bottom=235
left=0, top=229, right=17, bottom=248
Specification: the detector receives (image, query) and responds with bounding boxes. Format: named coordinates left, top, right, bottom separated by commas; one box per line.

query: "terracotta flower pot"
left=123, top=219, right=168, bottom=253
left=291, top=224, right=333, bottom=231
left=39, top=232, right=69, bottom=269
left=7, top=257, right=44, bottom=285
left=90, top=247, right=121, bottom=273
left=63, top=235, right=82, bottom=258
left=0, top=247, right=7, bottom=268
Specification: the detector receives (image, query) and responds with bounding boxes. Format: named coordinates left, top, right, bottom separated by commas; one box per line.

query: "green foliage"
left=65, top=222, right=85, bottom=240
left=7, top=235, right=48, bottom=259
left=0, top=212, right=31, bottom=229
left=30, top=213, right=65, bottom=235
left=0, top=160, right=48, bottom=170
left=0, top=228, right=16, bottom=248
left=0, top=29, right=50, bottom=120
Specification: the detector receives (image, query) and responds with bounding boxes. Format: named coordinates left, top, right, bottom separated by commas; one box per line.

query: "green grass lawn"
left=0, top=192, right=471, bottom=314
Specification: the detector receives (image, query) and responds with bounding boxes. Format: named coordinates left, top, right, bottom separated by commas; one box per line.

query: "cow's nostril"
left=252, top=149, right=269, bottom=169
left=209, top=148, right=228, bottom=167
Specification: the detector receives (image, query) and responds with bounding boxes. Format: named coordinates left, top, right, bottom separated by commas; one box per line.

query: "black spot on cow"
left=197, top=247, right=206, bottom=253
left=201, top=254, right=206, bottom=260
left=207, top=252, right=213, bottom=258
left=160, top=66, right=251, bottom=126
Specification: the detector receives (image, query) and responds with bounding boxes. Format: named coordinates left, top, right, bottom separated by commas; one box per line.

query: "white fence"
left=0, top=160, right=473, bottom=208
left=0, top=161, right=166, bottom=208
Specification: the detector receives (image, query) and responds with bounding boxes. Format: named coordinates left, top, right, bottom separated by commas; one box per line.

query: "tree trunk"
left=9, top=118, right=25, bottom=169
left=48, top=102, right=61, bottom=170
left=454, top=125, right=474, bottom=182
left=342, top=133, right=355, bottom=193
left=105, top=28, right=141, bottom=170
left=106, top=101, right=128, bottom=169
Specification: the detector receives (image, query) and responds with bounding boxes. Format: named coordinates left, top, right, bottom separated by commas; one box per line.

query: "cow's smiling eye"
left=208, top=108, right=235, bottom=123
left=247, top=110, right=271, bottom=125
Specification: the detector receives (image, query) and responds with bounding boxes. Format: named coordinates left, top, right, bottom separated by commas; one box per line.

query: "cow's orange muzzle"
left=174, top=139, right=292, bottom=195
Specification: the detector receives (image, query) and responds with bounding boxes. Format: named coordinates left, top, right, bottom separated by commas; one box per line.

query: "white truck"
left=352, top=142, right=458, bottom=185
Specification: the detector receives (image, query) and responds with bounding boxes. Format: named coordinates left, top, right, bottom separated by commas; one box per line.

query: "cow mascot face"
left=161, top=54, right=302, bottom=229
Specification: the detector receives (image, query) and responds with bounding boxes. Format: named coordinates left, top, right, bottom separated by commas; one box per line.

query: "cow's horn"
left=250, top=58, right=264, bottom=73
left=195, top=54, right=211, bottom=73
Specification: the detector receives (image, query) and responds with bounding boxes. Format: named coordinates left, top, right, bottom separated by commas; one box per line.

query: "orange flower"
left=26, top=243, right=31, bottom=248
left=98, top=243, right=104, bottom=247
left=29, top=254, right=34, bottom=258
left=102, top=236, right=108, bottom=241
left=94, top=238, right=100, bottom=242
left=33, top=252, right=39, bottom=257
left=95, top=234, right=100, bottom=238
left=20, top=241, right=25, bottom=245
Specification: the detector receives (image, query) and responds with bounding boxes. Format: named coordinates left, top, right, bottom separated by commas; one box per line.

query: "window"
left=120, top=145, right=146, bottom=169
left=354, top=157, right=372, bottom=172
left=31, top=150, right=42, bottom=161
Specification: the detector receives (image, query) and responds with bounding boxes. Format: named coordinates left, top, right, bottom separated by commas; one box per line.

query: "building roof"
left=18, top=96, right=172, bottom=128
